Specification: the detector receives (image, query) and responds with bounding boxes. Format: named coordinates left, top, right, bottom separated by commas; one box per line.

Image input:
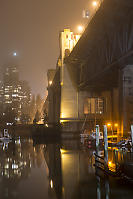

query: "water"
left=0, top=138, right=133, bottom=199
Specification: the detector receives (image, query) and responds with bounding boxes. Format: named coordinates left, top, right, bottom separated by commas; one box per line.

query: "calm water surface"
left=0, top=137, right=133, bottom=199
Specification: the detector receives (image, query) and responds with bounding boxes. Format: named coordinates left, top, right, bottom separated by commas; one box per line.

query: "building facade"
left=0, top=66, right=31, bottom=123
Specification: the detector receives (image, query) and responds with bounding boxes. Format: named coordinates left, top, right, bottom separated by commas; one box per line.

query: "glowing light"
left=13, top=52, right=17, bottom=56
left=49, top=81, right=52, bottom=85
left=108, top=161, right=116, bottom=172
left=108, top=161, right=112, bottom=166
left=77, top=25, right=84, bottom=33
left=114, top=123, right=118, bottom=127
left=92, top=1, right=98, bottom=7
left=107, top=123, right=111, bottom=127
left=60, top=149, right=67, bottom=154
left=61, top=112, right=65, bottom=119
left=50, top=180, right=53, bottom=189
left=45, top=123, right=48, bottom=127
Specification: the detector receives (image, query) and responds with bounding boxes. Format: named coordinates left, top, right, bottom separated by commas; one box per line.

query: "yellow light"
left=49, top=81, right=52, bottom=85
left=114, top=123, right=118, bottom=127
left=108, top=161, right=112, bottom=166
left=92, top=1, right=98, bottom=7
left=60, top=149, right=67, bottom=154
left=108, top=161, right=116, bottom=172
left=77, top=25, right=84, bottom=33
left=60, top=119, right=69, bottom=123
left=61, top=112, right=65, bottom=119
left=107, top=123, right=111, bottom=127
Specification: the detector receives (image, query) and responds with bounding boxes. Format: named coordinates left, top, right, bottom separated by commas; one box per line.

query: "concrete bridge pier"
left=119, top=65, right=133, bottom=137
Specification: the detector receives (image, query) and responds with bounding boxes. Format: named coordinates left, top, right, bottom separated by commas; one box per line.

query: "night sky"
left=0, top=0, right=92, bottom=98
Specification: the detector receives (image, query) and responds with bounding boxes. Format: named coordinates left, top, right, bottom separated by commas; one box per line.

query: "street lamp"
left=77, top=25, right=84, bottom=33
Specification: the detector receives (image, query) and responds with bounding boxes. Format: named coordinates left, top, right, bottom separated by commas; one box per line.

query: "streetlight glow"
left=108, top=161, right=112, bottom=166
left=77, top=25, right=84, bottom=33
left=13, top=52, right=17, bottom=56
left=49, top=81, right=52, bottom=85
left=92, top=1, right=98, bottom=7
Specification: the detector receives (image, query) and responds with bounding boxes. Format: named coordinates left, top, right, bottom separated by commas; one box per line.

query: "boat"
left=0, top=129, right=12, bottom=143
left=108, top=138, right=132, bottom=149
left=94, top=152, right=133, bottom=184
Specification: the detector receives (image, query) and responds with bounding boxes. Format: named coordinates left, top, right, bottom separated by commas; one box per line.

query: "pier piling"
left=96, top=125, right=100, bottom=154
left=103, top=125, right=108, bottom=164
left=131, top=125, right=133, bottom=148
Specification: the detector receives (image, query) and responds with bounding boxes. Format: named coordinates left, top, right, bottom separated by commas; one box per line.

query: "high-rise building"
left=19, top=80, right=31, bottom=115
left=0, top=81, right=3, bottom=105
left=1, top=66, right=31, bottom=121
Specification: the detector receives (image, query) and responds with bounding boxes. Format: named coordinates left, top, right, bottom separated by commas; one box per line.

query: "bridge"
left=67, top=0, right=133, bottom=88
left=47, top=0, right=133, bottom=136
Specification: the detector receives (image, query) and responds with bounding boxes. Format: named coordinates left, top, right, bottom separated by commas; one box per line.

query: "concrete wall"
left=60, top=63, right=78, bottom=119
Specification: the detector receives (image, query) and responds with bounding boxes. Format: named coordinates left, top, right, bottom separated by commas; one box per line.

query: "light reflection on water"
left=0, top=138, right=133, bottom=199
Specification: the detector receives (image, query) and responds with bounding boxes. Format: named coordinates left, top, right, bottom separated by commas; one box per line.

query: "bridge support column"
left=119, top=65, right=133, bottom=137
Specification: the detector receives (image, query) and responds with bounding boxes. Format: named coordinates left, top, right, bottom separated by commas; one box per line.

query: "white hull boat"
left=0, top=129, right=12, bottom=143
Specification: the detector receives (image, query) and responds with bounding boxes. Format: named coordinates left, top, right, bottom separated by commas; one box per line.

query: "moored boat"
left=0, top=129, right=12, bottom=143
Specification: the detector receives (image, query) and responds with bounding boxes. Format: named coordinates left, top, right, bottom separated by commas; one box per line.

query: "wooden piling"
left=131, top=125, right=133, bottom=147
left=103, top=125, right=108, bottom=164
left=105, top=178, right=110, bottom=199
left=96, top=176, right=101, bottom=199
left=96, top=125, right=100, bottom=154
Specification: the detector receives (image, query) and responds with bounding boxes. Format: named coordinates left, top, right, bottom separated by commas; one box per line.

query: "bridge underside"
left=66, top=0, right=133, bottom=90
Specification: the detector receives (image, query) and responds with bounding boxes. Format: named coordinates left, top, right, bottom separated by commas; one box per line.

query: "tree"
left=36, top=94, right=43, bottom=112
left=29, top=95, right=36, bottom=121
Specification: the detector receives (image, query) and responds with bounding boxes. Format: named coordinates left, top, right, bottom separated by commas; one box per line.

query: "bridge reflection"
left=42, top=139, right=133, bottom=199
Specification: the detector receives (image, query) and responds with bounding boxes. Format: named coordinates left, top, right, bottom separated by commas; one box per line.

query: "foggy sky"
left=0, top=0, right=91, bottom=98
